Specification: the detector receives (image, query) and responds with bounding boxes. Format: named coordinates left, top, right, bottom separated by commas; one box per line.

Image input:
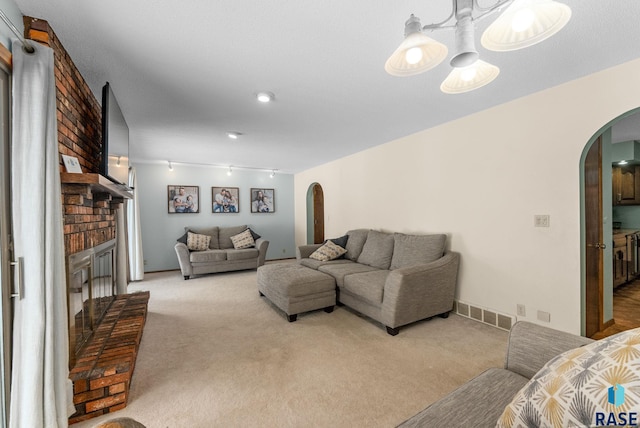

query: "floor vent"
left=454, top=300, right=514, bottom=331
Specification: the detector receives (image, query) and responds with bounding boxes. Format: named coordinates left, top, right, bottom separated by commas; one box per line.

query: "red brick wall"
left=23, top=16, right=116, bottom=256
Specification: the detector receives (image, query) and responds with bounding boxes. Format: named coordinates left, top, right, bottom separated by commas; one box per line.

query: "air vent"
left=455, top=300, right=514, bottom=331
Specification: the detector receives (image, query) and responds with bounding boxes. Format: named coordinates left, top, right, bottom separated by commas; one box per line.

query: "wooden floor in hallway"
left=591, top=279, right=640, bottom=339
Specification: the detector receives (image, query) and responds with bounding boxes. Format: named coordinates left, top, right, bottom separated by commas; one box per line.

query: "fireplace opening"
left=67, top=239, right=116, bottom=366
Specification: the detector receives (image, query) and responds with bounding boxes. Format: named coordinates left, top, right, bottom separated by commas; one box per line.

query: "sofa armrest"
left=255, top=238, right=269, bottom=267
left=381, top=251, right=460, bottom=328
left=174, top=242, right=192, bottom=278
left=505, top=321, right=594, bottom=379
left=296, top=244, right=322, bottom=261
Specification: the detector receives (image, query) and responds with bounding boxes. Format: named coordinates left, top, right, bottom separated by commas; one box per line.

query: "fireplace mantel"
left=61, top=172, right=132, bottom=200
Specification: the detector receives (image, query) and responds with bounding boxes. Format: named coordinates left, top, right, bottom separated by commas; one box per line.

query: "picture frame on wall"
left=212, top=187, right=239, bottom=213
left=250, top=188, right=275, bottom=213
left=168, top=185, right=199, bottom=213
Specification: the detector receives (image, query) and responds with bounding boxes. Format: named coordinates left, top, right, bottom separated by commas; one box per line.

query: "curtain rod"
left=0, top=9, right=35, bottom=53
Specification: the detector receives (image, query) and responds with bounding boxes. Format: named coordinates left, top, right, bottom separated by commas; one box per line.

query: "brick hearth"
left=69, top=292, right=150, bottom=425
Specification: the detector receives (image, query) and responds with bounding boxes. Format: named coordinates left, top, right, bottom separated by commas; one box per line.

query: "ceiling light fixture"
left=168, top=160, right=173, bottom=171
left=227, top=132, right=242, bottom=140
left=269, top=170, right=276, bottom=178
left=618, top=160, right=629, bottom=166
left=385, top=0, right=571, bottom=94
left=227, top=167, right=233, bottom=176
left=116, top=156, right=121, bottom=167
left=256, top=91, right=275, bottom=103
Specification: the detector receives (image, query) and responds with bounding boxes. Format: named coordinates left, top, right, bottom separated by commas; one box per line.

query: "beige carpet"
left=75, top=262, right=508, bottom=428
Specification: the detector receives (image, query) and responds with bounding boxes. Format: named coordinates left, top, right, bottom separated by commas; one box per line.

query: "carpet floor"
left=74, top=263, right=508, bottom=428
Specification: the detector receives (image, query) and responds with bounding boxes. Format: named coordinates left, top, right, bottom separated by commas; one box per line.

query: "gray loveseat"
left=175, top=225, right=269, bottom=280
left=398, top=321, right=593, bottom=427
left=297, top=229, right=459, bottom=335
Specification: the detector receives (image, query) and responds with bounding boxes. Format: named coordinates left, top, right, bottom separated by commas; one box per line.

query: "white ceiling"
left=12, top=0, right=640, bottom=173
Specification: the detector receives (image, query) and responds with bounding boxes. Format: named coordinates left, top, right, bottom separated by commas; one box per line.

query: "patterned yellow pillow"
left=309, top=240, right=347, bottom=261
left=187, top=232, right=211, bottom=251
left=498, top=327, right=640, bottom=428
left=230, top=229, right=255, bottom=249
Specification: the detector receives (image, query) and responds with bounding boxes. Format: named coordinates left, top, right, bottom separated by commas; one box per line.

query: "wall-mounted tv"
left=100, top=82, right=130, bottom=186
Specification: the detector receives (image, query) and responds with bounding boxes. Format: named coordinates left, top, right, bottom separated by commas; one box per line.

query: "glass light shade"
left=481, top=0, right=571, bottom=52
left=440, top=60, right=500, bottom=94
left=385, top=32, right=448, bottom=77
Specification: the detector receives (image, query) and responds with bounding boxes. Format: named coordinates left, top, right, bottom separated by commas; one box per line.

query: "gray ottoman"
left=257, top=264, right=336, bottom=322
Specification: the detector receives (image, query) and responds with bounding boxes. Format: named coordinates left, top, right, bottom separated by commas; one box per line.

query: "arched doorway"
left=306, top=183, right=324, bottom=244
left=582, top=107, right=640, bottom=337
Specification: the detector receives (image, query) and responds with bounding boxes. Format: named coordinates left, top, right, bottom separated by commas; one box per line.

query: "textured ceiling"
left=12, top=0, right=640, bottom=173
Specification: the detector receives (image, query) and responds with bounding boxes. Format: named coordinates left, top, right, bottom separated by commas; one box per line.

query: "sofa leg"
left=323, top=306, right=334, bottom=313
left=439, top=311, right=450, bottom=319
left=288, top=314, right=297, bottom=322
left=184, top=275, right=190, bottom=280
left=386, top=326, right=399, bottom=336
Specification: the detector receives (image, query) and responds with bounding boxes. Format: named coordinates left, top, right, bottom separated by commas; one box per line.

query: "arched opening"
left=306, top=183, right=325, bottom=244
left=581, top=107, right=640, bottom=337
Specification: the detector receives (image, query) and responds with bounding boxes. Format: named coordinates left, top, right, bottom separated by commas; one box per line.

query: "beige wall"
left=294, top=58, right=640, bottom=335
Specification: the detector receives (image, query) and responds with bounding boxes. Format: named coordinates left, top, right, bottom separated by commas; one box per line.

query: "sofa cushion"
left=343, top=270, right=389, bottom=305
left=344, top=229, right=370, bottom=261
left=227, top=248, right=259, bottom=261
left=187, top=232, right=211, bottom=251
left=185, top=226, right=219, bottom=249
left=497, top=327, right=640, bottom=428
left=190, top=249, right=227, bottom=263
left=230, top=229, right=255, bottom=249
left=390, top=233, right=446, bottom=270
left=219, top=225, right=248, bottom=249
left=398, top=368, right=529, bottom=428
left=318, top=263, right=380, bottom=287
left=357, top=230, right=395, bottom=270
left=309, top=240, right=347, bottom=261
left=299, top=258, right=353, bottom=270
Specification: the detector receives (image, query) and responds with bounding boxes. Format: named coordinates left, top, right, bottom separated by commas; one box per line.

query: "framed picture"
left=250, top=188, right=275, bottom=213
left=212, top=187, right=239, bottom=213
left=61, top=154, right=83, bottom=173
left=168, top=185, right=199, bottom=213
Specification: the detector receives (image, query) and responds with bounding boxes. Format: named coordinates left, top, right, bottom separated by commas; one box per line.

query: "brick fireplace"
left=23, top=16, right=147, bottom=424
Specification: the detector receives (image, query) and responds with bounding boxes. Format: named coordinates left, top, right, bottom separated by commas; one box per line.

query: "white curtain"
left=127, top=167, right=144, bottom=281
left=10, top=41, right=74, bottom=427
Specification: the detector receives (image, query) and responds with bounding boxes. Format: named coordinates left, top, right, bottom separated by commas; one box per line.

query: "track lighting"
left=168, top=160, right=173, bottom=171
left=227, top=167, right=232, bottom=176
left=386, top=0, right=571, bottom=93
left=270, top=170, right=275, bottom=178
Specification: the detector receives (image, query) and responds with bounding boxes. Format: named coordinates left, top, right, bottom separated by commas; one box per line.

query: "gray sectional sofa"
left=296, top=229, right=459, bottom=335
left=398, top=321, right=593, bottom=427
left=175, top=225, right=269, bottom=279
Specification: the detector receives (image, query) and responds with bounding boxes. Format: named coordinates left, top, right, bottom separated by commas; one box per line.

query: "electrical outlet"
left=534, top=215, right=550, bottom=227
left=537, top=310, right=551, bottom=323
left=517, top=304, right=526, bottom=317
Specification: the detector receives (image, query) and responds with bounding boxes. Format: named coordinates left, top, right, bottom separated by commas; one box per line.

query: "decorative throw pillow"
left=248, top=228, right=261, bottom=241
left=176, top=232, right=188, bottom=244
left=230, top=229, right=255, bottom=249
left=187, top=232, right=211, bottom=251
left=497, top=327, right=640, bottom=428
left=309, top=240, right=348, bottom=261
left=327, top=234, right=349, bottom=249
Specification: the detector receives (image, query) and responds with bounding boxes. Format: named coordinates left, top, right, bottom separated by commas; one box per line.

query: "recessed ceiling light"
left=256, top=91, right=275, bottom=103
left=619, top=160, right=629, bottom=165
left=227, top=132, right=241, bottom=139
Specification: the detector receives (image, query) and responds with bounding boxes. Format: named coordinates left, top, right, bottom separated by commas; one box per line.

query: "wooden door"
left=585, top=136, right=604, bottom=337
left=312, top=184, right=324, bottom=244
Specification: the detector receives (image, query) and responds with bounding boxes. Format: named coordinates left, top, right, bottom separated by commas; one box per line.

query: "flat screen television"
left=100, top=82, right=130, bottom=186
